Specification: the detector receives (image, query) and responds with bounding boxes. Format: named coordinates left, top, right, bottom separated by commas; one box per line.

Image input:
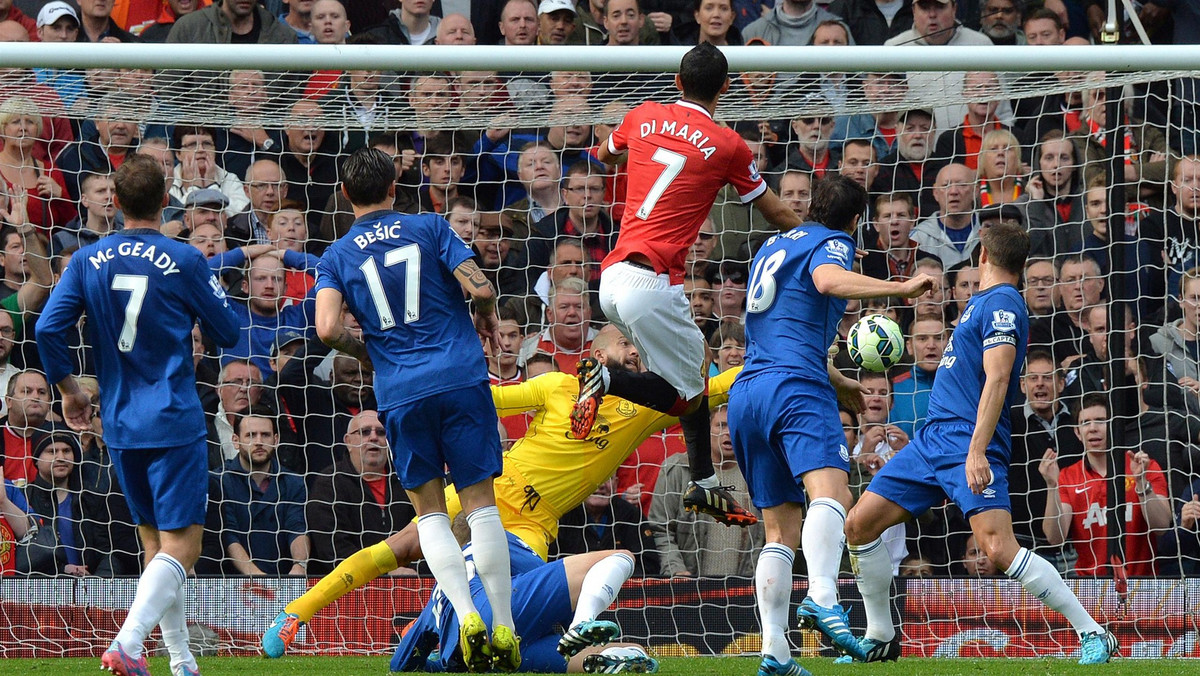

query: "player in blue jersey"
left=36, top=154, right=241, bottom=676
left=843, top=222, right=1119, bottom=665
left=391, top=529, right=654, bottom=674
left=728, top=175, right=935, bottom=676
left=305, top=148, right=516, bottom=673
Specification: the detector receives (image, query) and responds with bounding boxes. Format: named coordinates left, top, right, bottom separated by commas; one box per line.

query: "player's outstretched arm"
left=595, top=138, right=628, bottom=166
left=751, top=188, right=803, bottom=231
left=812, top=265, right=936, bottom=300
left=964, top=343, right=1016, bottom=495
left=314, top=287, right=370, bottom=366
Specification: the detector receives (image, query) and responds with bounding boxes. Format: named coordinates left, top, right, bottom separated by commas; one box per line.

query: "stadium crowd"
left=0, top=0, right=1199, bottom=584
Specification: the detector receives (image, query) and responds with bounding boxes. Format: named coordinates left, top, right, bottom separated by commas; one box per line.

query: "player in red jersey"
left=1040, top=394, right=1171, bottom=577
left=575, top=42, right=804, bottom=526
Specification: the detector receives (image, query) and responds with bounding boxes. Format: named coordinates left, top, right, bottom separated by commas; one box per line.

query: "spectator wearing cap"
left=33, top=3, right=83, bottom=114
left=826, top=0, right=913, bottom=45
left=166, top=0, right=297, bottom=43
left=711, top=261, right=748, bottom=327
left=306, top=410, right=415, bottom=575
left=873, top=108, right=941, bottom=218
left=168, top=126, right=249, bottom=219
left=18, top=424, right=117, bottom=576
left=1, top=0, right=36, bottom=40
left=180, top=188, right=230, bottom=250
left=75, top=0, right=139, bottom=42
left=366, top=0, right=439, bottom=45
left=537, top=0, right=577, bottom=43
left=52, top=172, right=123, bottom=258
left=743, top=0, right=847, bottom=46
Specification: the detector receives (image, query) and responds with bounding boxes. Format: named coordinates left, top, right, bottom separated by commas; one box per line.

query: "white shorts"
left=599, top=262, right=707, bottom=401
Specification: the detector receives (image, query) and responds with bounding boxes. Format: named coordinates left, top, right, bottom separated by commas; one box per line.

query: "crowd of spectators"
left=0, top=0, right=1199, bottom=580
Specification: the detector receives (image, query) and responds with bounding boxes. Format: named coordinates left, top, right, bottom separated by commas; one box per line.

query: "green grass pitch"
left=0, top=657, right=1192, bottom=675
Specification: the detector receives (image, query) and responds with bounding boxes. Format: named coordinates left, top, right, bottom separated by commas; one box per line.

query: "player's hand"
left=833, top=374, right=866, bottom=414
left=61, top=389, right=93, bottom=432
left=1131, top=450, right=1150, bottom=481
left=1182, top=496, right=1200, bottom=530
left=897, top=273, right=937, bottom=299
left=474, top=310, right=501, bottom=350
left=965, top=450, right=993, bottom=495
left=1037, top=448, right=1059, bottom=487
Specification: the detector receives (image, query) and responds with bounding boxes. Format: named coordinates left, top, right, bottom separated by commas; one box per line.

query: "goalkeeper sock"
left=417, top=512, right=478, bottom=624
left=159, top=580, right=196, bottom=673
left=755, top=542, right=795, bottom=664
left=802, top=498, right=846, bottom=609
left=679, top=396, right=715, bottom=484
left=848, top=539, right=895, bottom=642
left=1005, top=547, right=1103, bottom=636
left=570, top=551, right=635, bottom=626
left=606, top=368, right=687, bottom=414
left=115, top=553, right=186, bottom=658
left=287, top=540, right=398, bottom=623
left=467, top=506, right=514, bottom=630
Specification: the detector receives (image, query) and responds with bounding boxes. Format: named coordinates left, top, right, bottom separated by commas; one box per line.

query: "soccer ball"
left=847, top=314, right=905, bottom=372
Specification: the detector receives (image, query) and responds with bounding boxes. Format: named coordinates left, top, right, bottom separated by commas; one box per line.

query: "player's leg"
left=968, top=508, right=1116, bottom=664
left=755, top=502, right=805, bottom=674
left=843, top=490, right=911, bottom=652
left=558, top=549, right=634, bottom=657
left=445, top=382, right=519, bottom=670
left=264, top=525, right=419, bottom=657
left=104, top=444, right=204, bottom=676
left=798, top=467, right=853, bottom=609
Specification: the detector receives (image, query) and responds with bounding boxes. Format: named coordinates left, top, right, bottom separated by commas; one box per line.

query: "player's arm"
left=751, top=188, right=803, bottom=231
left=595, top=140, right=628, bottom=166
left=491, top=374, right=553, bottom=417
left=314, top=287, right=369, bottom=365
left=15, top=225, right=51, bottom=314
left=191, top=258, right=241, bottom=349
left=828, top=362, right=865, bottom=414
left=707, top=366, right=741, bottom=407
left=453, top=258, right=501, bottom=345
left=965, top=342, right=1016, bottom=495
left=812, top=264, right=935, bottom=300
left=33, top=260, right=92, bottom=431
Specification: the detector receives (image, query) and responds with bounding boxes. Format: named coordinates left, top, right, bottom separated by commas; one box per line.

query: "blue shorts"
left=729, top=371, right=849, bottom=509
left=109, top=437, right=208, bottom=531
left=866, top=422, right=1011, bottom=519
left=381, top=382, right=503, bottom=491
left=439, top=560, right=572, bottom=668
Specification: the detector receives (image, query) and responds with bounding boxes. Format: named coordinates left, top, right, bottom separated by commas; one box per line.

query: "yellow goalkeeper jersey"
left=442, top=367, right=738, bottom=560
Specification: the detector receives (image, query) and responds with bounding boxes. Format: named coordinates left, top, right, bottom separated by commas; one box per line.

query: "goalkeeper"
left=263, top=323, right=738, bottom=658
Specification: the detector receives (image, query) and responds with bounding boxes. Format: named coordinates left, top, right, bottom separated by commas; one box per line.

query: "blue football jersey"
left=741, top=224, right=855, bottom=383
left=36, top=229, right=240, bottom=449
left=314, top=210, right=486, bottom=410
left=924, top=283, right=1029, bottom=455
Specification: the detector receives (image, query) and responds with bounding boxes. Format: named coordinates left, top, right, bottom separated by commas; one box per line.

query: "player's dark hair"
left=113, top=154, right=167, bottom=221
left=341, top=147, right=396, bottom=207
left=809, top=174, right=867, bottom=234
left=980, top=221, right=1029, bottom=275
left=1076, top=392, right=1109, bottom=421
left=679, top=42, right=728, bottom=103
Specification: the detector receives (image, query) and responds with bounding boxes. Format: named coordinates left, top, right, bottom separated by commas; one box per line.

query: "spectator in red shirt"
left=1, top=370, right=51, bottom=484
left=0, top=0, right=36, bottom=40
left=1040, top=393, right=1173, bottom=576
left=0, top=98, right=75, bottom=233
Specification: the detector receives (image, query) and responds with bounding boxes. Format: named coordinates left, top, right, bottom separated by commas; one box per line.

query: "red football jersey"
left=603, top=100, right=766, bottom=284
left=1057, top=452, right=1167, bottom=577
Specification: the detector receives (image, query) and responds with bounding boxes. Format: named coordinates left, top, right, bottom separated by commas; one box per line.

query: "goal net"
left=0, top=42, right=1198, bottom=660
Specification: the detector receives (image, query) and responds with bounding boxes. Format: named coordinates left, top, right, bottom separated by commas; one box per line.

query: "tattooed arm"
left=453, top=258, right=500, bottom=347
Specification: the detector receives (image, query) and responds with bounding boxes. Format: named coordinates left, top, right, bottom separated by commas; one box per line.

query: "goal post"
left=0, top=42, right=1198, bottom=659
